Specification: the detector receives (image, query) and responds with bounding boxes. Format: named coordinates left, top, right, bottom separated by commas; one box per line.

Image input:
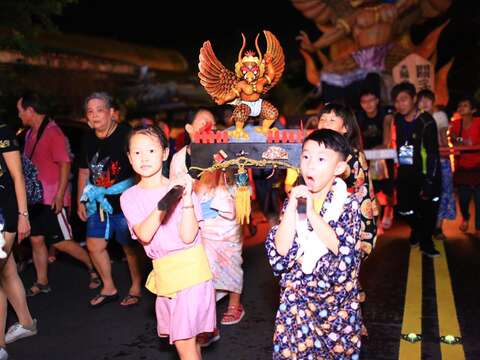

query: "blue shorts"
left=86, top=212, right=133, bottom=246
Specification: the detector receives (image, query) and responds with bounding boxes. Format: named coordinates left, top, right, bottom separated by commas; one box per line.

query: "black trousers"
left=397, top=171, right=439, bottom=251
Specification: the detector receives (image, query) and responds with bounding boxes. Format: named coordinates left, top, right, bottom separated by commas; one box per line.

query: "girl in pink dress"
left=120, top=125, right=216, bottom=359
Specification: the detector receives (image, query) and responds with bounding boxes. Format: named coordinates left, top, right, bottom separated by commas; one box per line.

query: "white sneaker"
left=0, top=347, right=8, bottom=360
left=5, top=319, right=37, bottom=344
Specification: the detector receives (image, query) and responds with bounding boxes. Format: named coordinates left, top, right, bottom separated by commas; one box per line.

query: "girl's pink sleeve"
left=120, top=189, right=147, bottom=239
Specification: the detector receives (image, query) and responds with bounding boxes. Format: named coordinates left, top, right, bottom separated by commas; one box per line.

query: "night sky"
left=54, top=0, right=480, bottom=106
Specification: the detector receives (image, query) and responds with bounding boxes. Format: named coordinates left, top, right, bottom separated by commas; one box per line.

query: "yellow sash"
left=145, top=244, right=212, bottom=298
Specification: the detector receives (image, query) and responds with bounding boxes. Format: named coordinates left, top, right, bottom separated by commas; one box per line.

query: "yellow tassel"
left=235, top=185, right=251, bottom=224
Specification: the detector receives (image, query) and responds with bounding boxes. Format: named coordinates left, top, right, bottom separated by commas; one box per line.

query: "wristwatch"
left=18, top=211, right=29, bottom=217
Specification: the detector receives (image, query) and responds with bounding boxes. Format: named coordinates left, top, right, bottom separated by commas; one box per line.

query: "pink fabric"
left=24, top=122, right=71, bottom=206
left=210, top=188, right=235, bottom=215
left=169, top=146, right=188, bottom=180
left=120, top=185, right=216, bottom=344
left=200, top=188, right=243, bottom=294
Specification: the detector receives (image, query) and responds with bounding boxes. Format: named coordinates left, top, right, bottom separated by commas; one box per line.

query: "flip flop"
left=120, top=294, right=141, bottom=307
left=89, top=293, right=119, bottom=308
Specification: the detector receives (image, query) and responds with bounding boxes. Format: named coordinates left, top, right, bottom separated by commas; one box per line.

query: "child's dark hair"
left=417, top=89, right=435, bottom=102
left=126, top=124, right=169, bottom=152
left=303, top=129, right=351, bottom=160
left=391, top=82, right=416, bottom=101
left=318, top=102, right=362, bottom=149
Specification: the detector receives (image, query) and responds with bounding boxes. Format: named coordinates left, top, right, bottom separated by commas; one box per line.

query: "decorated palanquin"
left=190, top=31, right=303, bottom=224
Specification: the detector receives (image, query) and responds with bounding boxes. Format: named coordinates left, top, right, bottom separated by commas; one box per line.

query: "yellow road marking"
left=433, top=240, right=465, bottom=360
left=399, top=248, right=422, bottom=360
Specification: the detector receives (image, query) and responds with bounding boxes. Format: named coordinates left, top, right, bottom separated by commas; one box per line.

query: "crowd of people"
left=0, top=82, right=478, bottom=359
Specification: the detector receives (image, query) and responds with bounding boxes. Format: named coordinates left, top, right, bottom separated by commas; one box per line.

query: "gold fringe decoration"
left=235, top=184, right=251, bottom=224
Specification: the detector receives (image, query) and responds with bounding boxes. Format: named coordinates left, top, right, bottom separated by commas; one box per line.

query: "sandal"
left=88, top=269, right=101, bottom=290
left=221, top=304, right=245, bottom=325
left=120, top=294, right=141, bottom=307
left=26, top=282, right=51, bottom=297
left=89, top=292, right=119, bottom=308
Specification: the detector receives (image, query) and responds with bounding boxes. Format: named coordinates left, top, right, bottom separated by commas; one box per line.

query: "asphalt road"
left=5, top=212, right=480, bottom=360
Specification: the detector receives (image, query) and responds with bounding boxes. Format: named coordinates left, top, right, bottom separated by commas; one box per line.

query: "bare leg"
left=0, top=286, right=7, bottom=347
left=1, top=233, right=34, bottom=327
left=54, top=240, right=93, bottom=270
left=175, top=337, right=201, bottom=360
left=47, top=245, right=56, bottom=263
left=86, top=237, right=117, bottom=305
left=30, top=235, right=49, bottom=285
left=55, top=240, right=99, bottom=288
left=227, top=292, right=241, bottom=307
left=121, top=244, right=142, bottom=298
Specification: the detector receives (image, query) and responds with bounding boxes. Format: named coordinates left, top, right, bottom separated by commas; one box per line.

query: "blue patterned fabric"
left=265, top=193, right=363, bottom=359
left=21, top=155, right=43, bottom=205
left=438, top=159, right=456, bottom=220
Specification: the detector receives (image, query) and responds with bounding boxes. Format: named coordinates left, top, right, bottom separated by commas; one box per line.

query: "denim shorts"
left=86, top=212, right=133, bottom=246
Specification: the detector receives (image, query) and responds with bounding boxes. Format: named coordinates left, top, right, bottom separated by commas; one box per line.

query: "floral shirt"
left=266, top=190, right=362, bottom=359
left=343, top=148, right=378, bottom=257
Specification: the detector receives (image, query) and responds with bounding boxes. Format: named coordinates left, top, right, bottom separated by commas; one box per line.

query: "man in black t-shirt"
left=78, top=92, right=142, bottom=307
left=356, top=88, right=395, bottom=231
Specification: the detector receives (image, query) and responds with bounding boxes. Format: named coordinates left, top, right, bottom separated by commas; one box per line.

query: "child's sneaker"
left=5, top=319, right=37, bottom=344
left=198, top=329, right=220, bottom=347
left=0, top=347, right=8, bottom=360
left=221, top=304, right=245, bottom=325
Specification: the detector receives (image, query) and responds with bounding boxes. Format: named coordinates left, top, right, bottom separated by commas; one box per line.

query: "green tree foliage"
left=0, top=0, right=76, bottom=55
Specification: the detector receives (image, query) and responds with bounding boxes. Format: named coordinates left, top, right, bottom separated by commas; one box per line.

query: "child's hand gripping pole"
left=157, top=185, right=185, bottom=222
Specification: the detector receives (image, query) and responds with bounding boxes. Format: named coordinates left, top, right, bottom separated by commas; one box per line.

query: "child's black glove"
left=157, top=185, right=184, bottom=211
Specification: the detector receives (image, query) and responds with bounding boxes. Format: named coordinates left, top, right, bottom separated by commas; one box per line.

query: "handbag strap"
left=26, top=118, right=49, bottom=160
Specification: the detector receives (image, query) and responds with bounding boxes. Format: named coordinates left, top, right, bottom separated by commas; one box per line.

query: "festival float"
left=291, top=0, right=453, bottom=105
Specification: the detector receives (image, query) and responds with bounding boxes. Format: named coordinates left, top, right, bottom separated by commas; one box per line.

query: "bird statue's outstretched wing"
left=198, top=41, right=239, bottom=103
left=262, top=30, right=285, bottom=94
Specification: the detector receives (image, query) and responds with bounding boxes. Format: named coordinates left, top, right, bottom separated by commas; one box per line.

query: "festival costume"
left=339, top=148, right=378, bottom=257
left=199, top=187, right=243, bottom=297
left=266, top=178, right=363, bottom=359
left=120, top=186, right=216, bottom=344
